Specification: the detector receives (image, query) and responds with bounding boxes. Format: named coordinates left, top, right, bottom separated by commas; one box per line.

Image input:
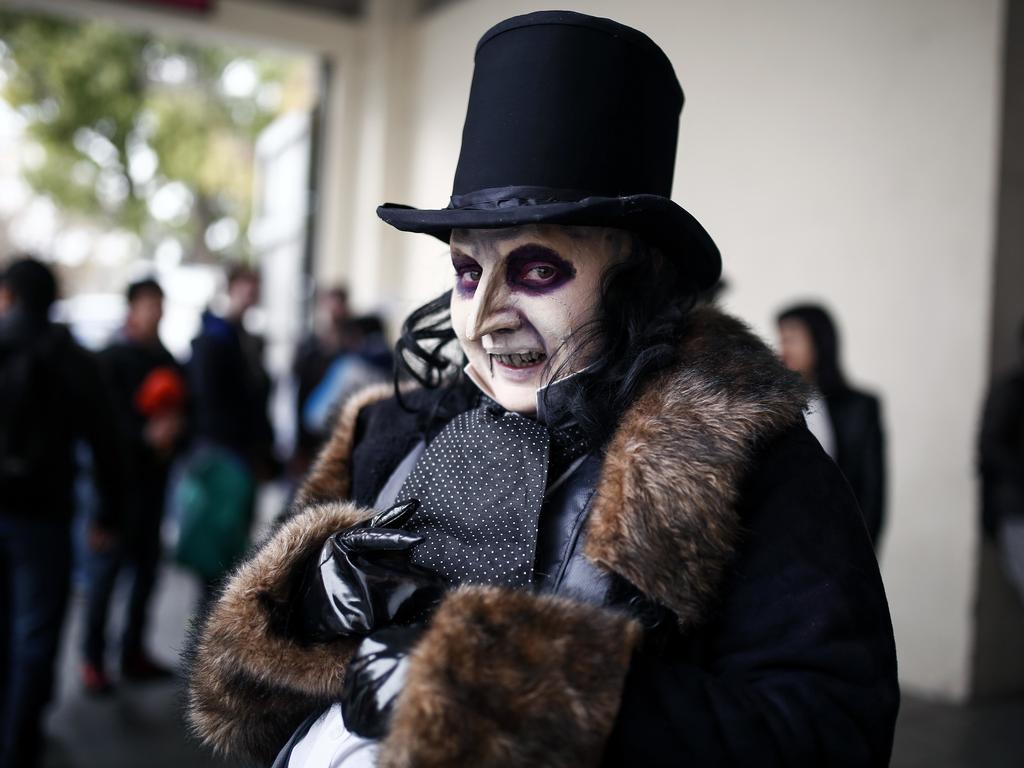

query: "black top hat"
left=377, top=10, right=721, bottom=289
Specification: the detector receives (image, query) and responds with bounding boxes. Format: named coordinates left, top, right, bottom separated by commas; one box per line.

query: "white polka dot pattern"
left=397, top=404, right=550, bottom=588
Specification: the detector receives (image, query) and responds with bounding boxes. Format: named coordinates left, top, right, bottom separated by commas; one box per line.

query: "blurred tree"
left=0, top=10, right=300, bottom=263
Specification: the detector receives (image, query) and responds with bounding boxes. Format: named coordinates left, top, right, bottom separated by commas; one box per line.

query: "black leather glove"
left=293, top=499, right=445, bottom=642
left=341, top=625, right=423, bottom=739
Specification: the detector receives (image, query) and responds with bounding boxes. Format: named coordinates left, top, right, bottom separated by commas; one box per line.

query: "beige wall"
left=383, top=0, right=1005, bottom=699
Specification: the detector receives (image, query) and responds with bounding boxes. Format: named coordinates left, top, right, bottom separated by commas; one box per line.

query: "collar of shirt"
left=462, top=362, right=587, bottom=431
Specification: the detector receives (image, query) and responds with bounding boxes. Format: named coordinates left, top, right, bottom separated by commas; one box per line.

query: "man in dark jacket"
left=0, top=257, right=123, bottom=768
left=980, top=321, right=1024, bottom=534
left=185, top=265, right=275, bottom=601
left=189, top=265, right=275, bottom=472
left=81, top=278, right=186, bottom=693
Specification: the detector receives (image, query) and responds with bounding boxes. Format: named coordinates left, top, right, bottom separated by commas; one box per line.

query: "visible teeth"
left=491, top=351, right=545, bottom=368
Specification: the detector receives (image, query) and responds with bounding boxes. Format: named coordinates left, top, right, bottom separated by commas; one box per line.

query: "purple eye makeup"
left=451, top=244, right=577, bottom=296
left=451, top=252, right=482, bottom=295
left=505, top=245, right=576, bottom=293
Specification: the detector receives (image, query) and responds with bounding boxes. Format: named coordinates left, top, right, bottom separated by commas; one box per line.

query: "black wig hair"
left=393, top=234, right=702, bottom=444
left=776, top=303, right=847, bottom=397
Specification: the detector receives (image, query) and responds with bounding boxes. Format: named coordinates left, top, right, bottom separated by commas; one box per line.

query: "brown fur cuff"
left=379, top=586, right=642, bottom=768
left=186, top=501, right=373, bottom=761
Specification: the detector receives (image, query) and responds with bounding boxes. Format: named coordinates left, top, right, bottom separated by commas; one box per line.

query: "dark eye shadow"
left=451, top=252, right=481, bottom=296
left=505, top=244, right=576, bottom=293
left=451, top=251, right=479, bottom=271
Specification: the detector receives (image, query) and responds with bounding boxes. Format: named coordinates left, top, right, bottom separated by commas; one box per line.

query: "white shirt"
left=287, top=703, right=379, bottom=768
left=804, top=393, right=837, bottom=460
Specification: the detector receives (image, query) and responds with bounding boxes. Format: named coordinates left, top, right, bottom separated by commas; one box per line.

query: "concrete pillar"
left=325, top=0, right=418, bottom=318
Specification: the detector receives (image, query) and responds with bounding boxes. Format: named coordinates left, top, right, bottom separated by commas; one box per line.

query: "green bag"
left=172, top=446, right=255, bottom=583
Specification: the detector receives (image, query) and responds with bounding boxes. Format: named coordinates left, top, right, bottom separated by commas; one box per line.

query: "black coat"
left=826, top=387, right=886, bottom=544
left=186, top=309, right=898, bottom=767
left=0, top=311, right=123, bottom=527
left=97, top=335, right=183, bottom=541
left=188, top=311, right=274, bottom=468
left=979, top=366, right=1024, bottom=536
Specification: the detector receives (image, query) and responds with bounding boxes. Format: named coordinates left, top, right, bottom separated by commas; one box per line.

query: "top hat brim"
left=377, top=194, right=722, bottom=290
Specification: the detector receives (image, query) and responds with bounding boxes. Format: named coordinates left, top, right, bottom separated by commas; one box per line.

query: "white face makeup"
left=449, top=224, right=625, bottom=415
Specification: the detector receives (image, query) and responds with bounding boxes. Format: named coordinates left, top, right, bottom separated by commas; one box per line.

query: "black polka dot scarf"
left=397, top=400, right=586, bottom=589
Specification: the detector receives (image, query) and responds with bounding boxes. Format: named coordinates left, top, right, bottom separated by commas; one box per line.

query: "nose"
left=464, top=272, right=520, bottom=341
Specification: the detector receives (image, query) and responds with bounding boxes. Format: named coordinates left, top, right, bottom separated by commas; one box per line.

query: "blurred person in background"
left=777, top=303, right=887, bottom=546
left=979, top=318, right=1024, bottom=602
left=189, top=265, right=275, bottom=474
left=80, top=278, right=187, bottom=694
left=0, top=257, right=123, bottom=768
left=291, top=286, right=351, bottom=478
left=180, top=265, right=276, bottom=603
left=299, top=314, right=393, bottom=448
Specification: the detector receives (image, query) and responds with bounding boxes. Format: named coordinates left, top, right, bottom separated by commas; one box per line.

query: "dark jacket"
left=826, top=387, right=886, bottom=544
left=97, top=334, right=184, bottom=540
left=188, top=311, right=274, bottom=468
left=0, top=310, right=123, bottom=527
left=979, top=366, right=1024, bottom=536
left=186, top=309, right=899, bottom=766
left=292, top=335, right=339, bottom=467
left=777, top=304, right=887, bottom=545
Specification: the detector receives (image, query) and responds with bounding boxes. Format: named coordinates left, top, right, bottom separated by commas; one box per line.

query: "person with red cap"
left=80, top=277, right=187, bottom=694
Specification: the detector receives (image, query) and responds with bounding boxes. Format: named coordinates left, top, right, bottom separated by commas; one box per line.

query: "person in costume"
left=186, top=11, right=899, bottom=767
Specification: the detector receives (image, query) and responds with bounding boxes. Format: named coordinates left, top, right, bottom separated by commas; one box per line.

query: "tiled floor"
left=38, top=562, right=1024, bottom=768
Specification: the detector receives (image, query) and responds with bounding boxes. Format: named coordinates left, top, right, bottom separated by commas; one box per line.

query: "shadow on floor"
left=40, top=484, right=292, bottom=768
left=43, top=565, right=238, bottom=768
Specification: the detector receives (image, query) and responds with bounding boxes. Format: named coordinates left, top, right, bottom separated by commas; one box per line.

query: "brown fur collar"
left=586, top=307, right=807, bottom=625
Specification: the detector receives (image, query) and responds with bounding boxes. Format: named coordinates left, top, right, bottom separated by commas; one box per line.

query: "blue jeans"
left=82, top=519, right=161, bottom=668
left=0, top=517, right=72, bottom=768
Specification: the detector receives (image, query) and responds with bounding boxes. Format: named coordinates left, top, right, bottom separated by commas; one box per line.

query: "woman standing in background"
left=778, top=303, right=887, bottom=546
